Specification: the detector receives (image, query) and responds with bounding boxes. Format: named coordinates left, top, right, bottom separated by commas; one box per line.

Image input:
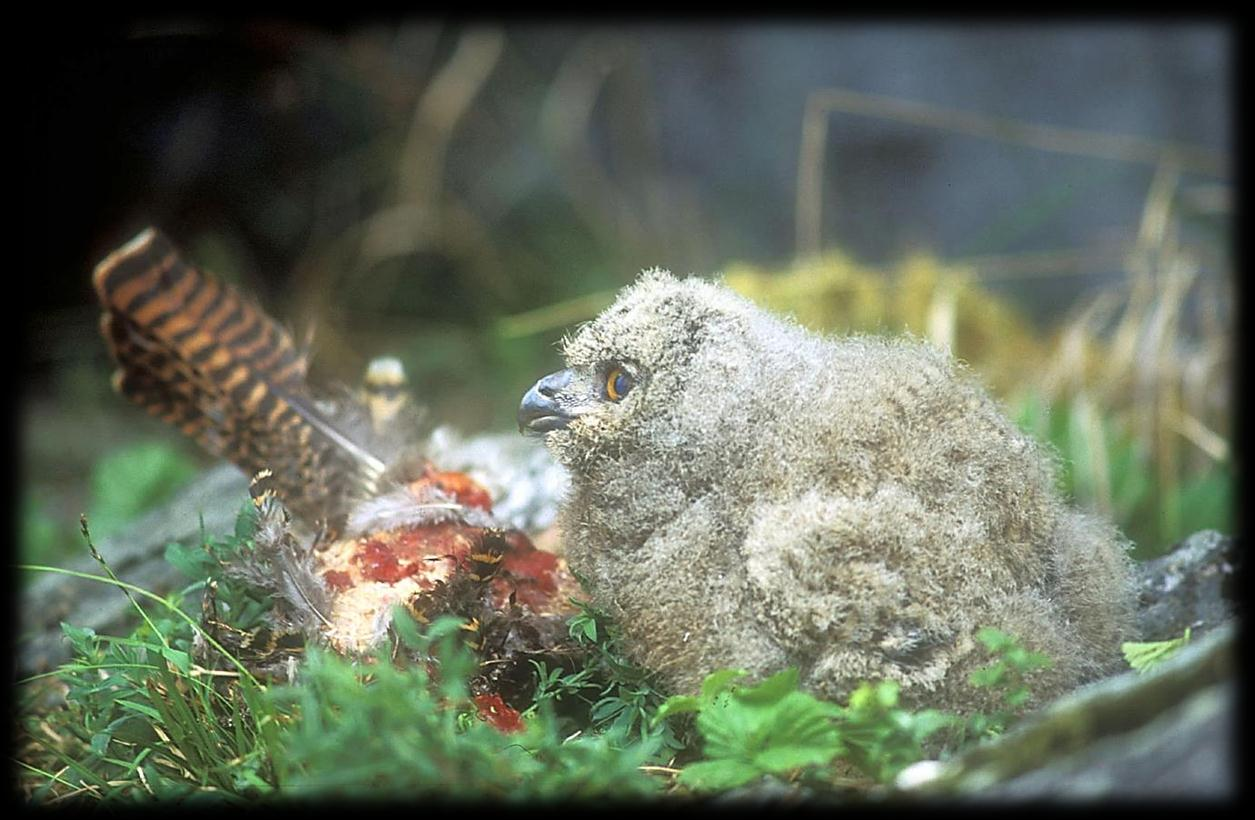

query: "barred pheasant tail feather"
left=93, top=228, right=385, bottom=528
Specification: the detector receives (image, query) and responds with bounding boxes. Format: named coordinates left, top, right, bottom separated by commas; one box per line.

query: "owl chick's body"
left=520, top=270, right=1134, bottom=716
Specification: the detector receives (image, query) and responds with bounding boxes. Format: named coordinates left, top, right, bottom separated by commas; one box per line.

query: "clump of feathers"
left=534, top=269, right=1135, bottom=717
left=226, top=492, right=334, bottom=638
left=344, top=479, right=500, bottom=538
left=424, top=426, right=570, bottom=534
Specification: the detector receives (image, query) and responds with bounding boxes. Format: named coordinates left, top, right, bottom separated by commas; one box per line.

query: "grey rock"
left=1133, top=530, right=1238, bottom=641
left=18, top=463, right=249, bottom=674
left=898, top=621, right=1236, bottom=801
left=980, top=680, right=1234, bottom=800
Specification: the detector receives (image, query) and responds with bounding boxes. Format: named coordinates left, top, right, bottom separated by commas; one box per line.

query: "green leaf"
left=117, top=699, right=163, bottom=721
left=590, top=697, right=626, bottom=722
left=390, top=606, right=425, bottom=650
left=871, top=680, right=900, bottom=708
left=1004, top=688, right=1031, bottom=708
left=907, top=709, right=956, bottom=741
left=425, top=614, right=472, bottom=642
left=968, top=662, right=1005, bottom=688
left=90, top=732, right=112, bottom=756
left=164, top=541, right=217, bottom=580
left=754, top=744, right=840, bottom=774
left=655, top=694, right=701, bottom=723
left=87, top=442, right=198, bottom=538
left=676, top=666, right=845, bottom=787
left=699, top=668, right=748, bottom=703
left=735, top=667, right=799, bottom=705
left=846, top=681, right=874, bottom=710
left=1122, top=628, right=1191, bottom=674
left=695, top=699, right=759, bottom=760
left=677, top=759, right=763, bottom=791
left=161, top=646, right=191, bottom=674
left=234, top=501, right=259, bottom=541
left=60, top=622, right=98, bottom=654
left=975, top=627, right=1014, bottom=652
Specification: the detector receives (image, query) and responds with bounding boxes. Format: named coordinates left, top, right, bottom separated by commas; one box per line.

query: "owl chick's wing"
left=739, top=483, right=1109, bottom=713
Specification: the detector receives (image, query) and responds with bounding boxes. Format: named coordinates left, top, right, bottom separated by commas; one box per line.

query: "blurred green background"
left=22, top=21, right=1232, bottom=564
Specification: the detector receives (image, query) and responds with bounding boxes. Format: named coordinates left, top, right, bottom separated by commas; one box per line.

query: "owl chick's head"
left=518, top=269, right=812, bottom=480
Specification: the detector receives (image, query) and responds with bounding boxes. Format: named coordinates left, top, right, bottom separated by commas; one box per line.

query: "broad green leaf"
left=590, top=697, right=626, bottom=722
left=696, top=699, right=762, bottom=760
left=975, top=627, right=1014, bottom=652
left=1122, top=628, right=1191, bottom=674
left=754, top=743, right=841, bottom=774
left=88, top=443, right=198, bottom=538
left=734, top=667, right=800, bottom=705
left=164, top=541, right=216, bottom=580
left=907, top=709, right=956, bottom=740
left=161, top=646, right=191, bottom=674
left=677, top=759, right=763, bottom=791
left=234, top=501, right=258, bottom=541
left=848, top=680, right=899, bottom=710
left=390, top=606, right=425, bottom=650
left=968, top=662, right=1005, bottom=688
left=90, top=732, right=112, bottom=756
left=700, top=668, right=748, bottom=703
left=654, top=695, right=701, bottom=722
left=117, top=699, right=163, bottom=721
left=60, top=622, right=98, bottom=654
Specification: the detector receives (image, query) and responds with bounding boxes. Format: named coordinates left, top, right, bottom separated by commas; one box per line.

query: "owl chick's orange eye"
left=605, top=367, right=634, bottom=401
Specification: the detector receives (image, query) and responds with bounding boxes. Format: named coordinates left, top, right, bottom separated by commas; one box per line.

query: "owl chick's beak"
left=518, top=368, right=578, bottom=434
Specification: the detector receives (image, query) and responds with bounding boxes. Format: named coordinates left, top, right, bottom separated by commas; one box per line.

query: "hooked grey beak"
left=518, top=368, right=577, bottom=434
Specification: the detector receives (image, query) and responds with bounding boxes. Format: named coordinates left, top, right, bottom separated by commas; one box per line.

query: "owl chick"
left=519, top=269, right=1135, bottom=717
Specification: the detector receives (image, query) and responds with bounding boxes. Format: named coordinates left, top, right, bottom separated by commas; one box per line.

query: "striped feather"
left=93, top=228, right=384, bottom=528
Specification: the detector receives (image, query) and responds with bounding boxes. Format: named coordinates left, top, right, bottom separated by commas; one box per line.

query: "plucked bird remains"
left=519, top=269, right=1135, bottom=716
left=94, top=228, right=581, bottom=705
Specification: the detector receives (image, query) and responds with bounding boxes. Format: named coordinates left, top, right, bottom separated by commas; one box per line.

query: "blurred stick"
left=1175, top=412, right=1229, bottom=463
left=924, top=277, right=958, bottom=352
left=956, top=244, right=1131, bottom=282
left=1074, top=391, right=1113, bottom=515
left=359, top=27, right=505, bottom=267
left=540, top=34, right=647, bottom=249
left=795, top=87, right=1229, bottom=258
left=287, top=28, right=504, bottom=376
left=495, top=289, right=618, bottom=340
left=1134, top=157, right=1182, bottom=255
left=795, top=92, right=831, bottom=258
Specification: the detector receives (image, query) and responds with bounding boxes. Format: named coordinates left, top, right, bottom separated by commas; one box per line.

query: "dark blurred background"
left=22, top=21, right=1232, bottom=559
